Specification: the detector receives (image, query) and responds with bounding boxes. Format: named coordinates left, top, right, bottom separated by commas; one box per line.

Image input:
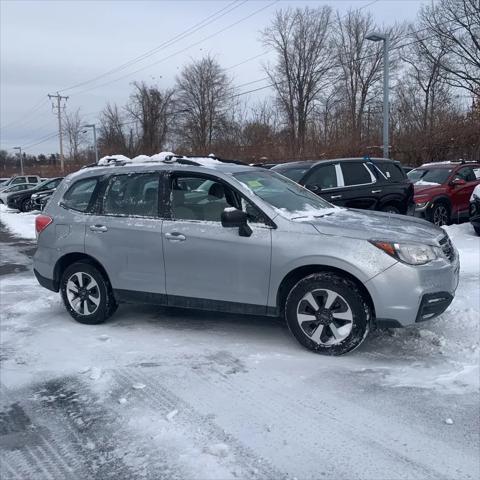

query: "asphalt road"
left=0, top=222, right=479, bottom=480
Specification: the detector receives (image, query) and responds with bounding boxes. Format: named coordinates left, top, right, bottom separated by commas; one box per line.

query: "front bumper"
left=367, top=254, right=459, bottom=327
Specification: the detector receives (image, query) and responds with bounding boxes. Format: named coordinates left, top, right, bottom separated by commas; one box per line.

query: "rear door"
left=302, top=163, right=343, bottom=204
left=85, top=172, right=166, bottom=297
left=162, top=171, right=272, bottom=311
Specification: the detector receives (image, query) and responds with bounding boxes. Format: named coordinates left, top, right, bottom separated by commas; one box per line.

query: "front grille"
left=439, top=235, right=455, bottom=262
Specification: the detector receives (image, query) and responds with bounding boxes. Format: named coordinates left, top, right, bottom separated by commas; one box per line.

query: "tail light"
left=35, top=215, right=53, bottom=235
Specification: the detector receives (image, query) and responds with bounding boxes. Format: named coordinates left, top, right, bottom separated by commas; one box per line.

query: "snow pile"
left=0, top=204, right=36, bottom=239
left=414, top=180, right=440, bottom=186
left=130, top=155, right=151, bottom=163
left=97, top=154, right=131, bottom=166
left=149, top=151, right=176, bottom=162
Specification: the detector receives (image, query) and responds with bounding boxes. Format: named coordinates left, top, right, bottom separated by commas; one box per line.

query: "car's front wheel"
left=285, top=273, right=370, bottom=355
left=20, top=198, right=32, bottom=212
left=60, top=262, right=117, bottom=325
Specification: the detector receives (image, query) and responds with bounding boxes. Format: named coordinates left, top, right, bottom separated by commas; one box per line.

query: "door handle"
left=165, top=232, right=186, bottom=242
left=89, top=224, right=108, bottom=232
left=330, top=195, right=342, bottom=200
left=371, top=189, right=382, bottom=193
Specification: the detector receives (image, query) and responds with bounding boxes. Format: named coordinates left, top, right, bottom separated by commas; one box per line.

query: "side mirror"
left=221, top=208, right=252, bottom=237
left=450, top=178, right=466, bottom=187
left=306, top=184, right=320, bottom=192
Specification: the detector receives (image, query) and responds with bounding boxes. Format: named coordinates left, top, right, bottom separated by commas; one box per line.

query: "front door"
left=162, top=173, right=272, bottom=312
left=449, top=166, right=480, bottom=217
left=85, top=172, right=166, bottom=296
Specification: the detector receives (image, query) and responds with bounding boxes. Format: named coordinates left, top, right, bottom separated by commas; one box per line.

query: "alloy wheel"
left=433, top=205, right=449, bottom=226
left=66, top=272, right=101, bottom=315
left=296, top=289, right=353, bottom=345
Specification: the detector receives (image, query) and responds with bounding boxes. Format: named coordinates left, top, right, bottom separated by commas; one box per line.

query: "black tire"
left=20, top=198, right=32, bottom=212
left=474, top=226, right=480, bottom=236
left=285, top=273, right=370, bottom=355
left=428, top=202, right=450, bottom=226
left=381, top=204, right=400, bottom=214
left=60, top=261, right=117, bottom=325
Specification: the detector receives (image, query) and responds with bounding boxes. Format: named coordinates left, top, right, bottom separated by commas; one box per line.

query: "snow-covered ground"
left=1, top=205, right=479, bottom=479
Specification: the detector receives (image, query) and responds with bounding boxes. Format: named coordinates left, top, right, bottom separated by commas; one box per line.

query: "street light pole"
left=13, top=146, right=24, bottom=175
left=366, top=32, right=390, bottom=159
left=82, top=124, right=98, bottom=163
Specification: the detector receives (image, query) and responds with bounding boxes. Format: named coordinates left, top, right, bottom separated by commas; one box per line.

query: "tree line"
left=4, top=0, right=479, bottom=174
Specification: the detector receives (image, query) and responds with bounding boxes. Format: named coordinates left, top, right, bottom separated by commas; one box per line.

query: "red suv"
left=408, top=161, right=480, bottom=226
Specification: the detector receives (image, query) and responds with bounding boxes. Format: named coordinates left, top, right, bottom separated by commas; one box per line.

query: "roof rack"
left=88, top=154, right=249, bottom=169
left=163, top=154, right=247, bottom=166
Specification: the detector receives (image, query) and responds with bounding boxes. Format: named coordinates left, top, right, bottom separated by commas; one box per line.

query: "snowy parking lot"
left=1, top=205, right=479, bottom=480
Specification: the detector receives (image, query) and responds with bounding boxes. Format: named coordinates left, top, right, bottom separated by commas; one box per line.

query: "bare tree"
left=418, top=0, right=480, bottom=95
left=125, top=81, right=175, bottom=155
left=175, top=55, right=234, bottom=152
left=64, top=108, right=85, bottom=161
left=98, top=103, right=131, bottom=156
left=334, top=10, right=403, bottom=146
left=399, top=31, right=452, bottom=134
left=262, top=6, right=334, bottom=156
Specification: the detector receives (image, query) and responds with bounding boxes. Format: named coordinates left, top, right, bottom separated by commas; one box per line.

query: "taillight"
left=35, top=215, right=53, bottom=235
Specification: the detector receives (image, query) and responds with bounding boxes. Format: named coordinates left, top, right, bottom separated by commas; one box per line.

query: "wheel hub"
left=315, top=308, right=334, bottom=325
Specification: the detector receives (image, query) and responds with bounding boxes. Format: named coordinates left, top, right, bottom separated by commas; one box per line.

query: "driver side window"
left=455, top=167, right=476, bottom=182
left=171, top=175, right=267, bottom=225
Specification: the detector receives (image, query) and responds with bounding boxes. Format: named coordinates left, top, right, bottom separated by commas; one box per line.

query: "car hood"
left=309, top=208, right=444, bottom=245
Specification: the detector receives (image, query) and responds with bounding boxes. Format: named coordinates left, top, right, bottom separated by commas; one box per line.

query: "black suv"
left=7, top=177, right=63, bottom=212
left=272, top=158, right=414, bottom=214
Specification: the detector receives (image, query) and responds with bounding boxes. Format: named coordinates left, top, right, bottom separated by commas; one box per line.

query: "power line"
left=72, top=0, right=280, bottom=96
left=58, top=0, right=247, bottom=94
left=0, top=98, right=50, bottom=132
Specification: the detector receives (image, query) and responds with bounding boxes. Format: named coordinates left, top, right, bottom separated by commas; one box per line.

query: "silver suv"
left=33, top=156, right=460, bottom=355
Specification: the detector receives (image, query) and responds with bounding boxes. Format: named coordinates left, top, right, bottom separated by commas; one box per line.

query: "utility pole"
left=13, top=146, right=24, bottom=175
left=48, top=92, right=69, bottom=172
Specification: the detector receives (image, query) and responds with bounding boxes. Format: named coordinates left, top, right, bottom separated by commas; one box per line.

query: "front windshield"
left=408, top=168, right=452, bottom=185
left=271, top=165, right=309, bottom=182
left=233, top=170, right=333, bottom=219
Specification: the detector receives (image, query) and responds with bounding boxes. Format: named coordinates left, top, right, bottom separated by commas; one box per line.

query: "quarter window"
left=62, top=178, right=98, bottom=212
left=103, top=173, right=159, bottom=217
left=341, top=163, right=373, bottom=186
left=305, top=164, right=338, bottom=189
left=28, top=176, right=38, bottom=183
left=374, top=162, right=405, bottom=182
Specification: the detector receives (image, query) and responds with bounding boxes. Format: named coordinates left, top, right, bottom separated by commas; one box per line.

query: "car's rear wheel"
left=381, top=204, right=400, bottom=214
left=285, top=273, right=370, bottom=355
left=60, top=262, right=117, bottom=325
left=429, top=202, right=450, bottom=226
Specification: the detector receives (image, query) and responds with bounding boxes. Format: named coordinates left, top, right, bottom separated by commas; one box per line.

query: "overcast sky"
left=0, top=0, right=430, bottom=155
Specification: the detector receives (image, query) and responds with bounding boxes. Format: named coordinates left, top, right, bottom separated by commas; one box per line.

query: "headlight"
left=370, top=240, right=441, bottom=265
left=415, top=201, right=427, bottom=208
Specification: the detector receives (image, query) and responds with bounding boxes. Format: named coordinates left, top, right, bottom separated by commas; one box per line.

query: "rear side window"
left=28, top=176, right=38, bottom=183
left=304, top=164, right=338, bottom=189
left=341, top=163, right=373, bottom=186
left=103, top=173, right=159, bottom=217
left=62, top=178, right=98, bottom=212
left=374, top=162, right=405, bottom=182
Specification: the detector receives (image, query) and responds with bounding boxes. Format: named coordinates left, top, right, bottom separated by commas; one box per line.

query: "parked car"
left=0, top=183, right=33, bottom=205
left=469, top=184, right=480, bottom=235
left=271, top=158, right=414, bottom=214
left=0, top=177, right=9, bottom=186
left=7, top=177, right=63, bottom=212
left=33, top=156, right=459, bottom=356
left=33, top=190, right=55, bottom=210
left=408, top=161, right=480, bottom=226
left=402, top=166, right=414, bottom=174
left=0, top=175, right=41, bottom=192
